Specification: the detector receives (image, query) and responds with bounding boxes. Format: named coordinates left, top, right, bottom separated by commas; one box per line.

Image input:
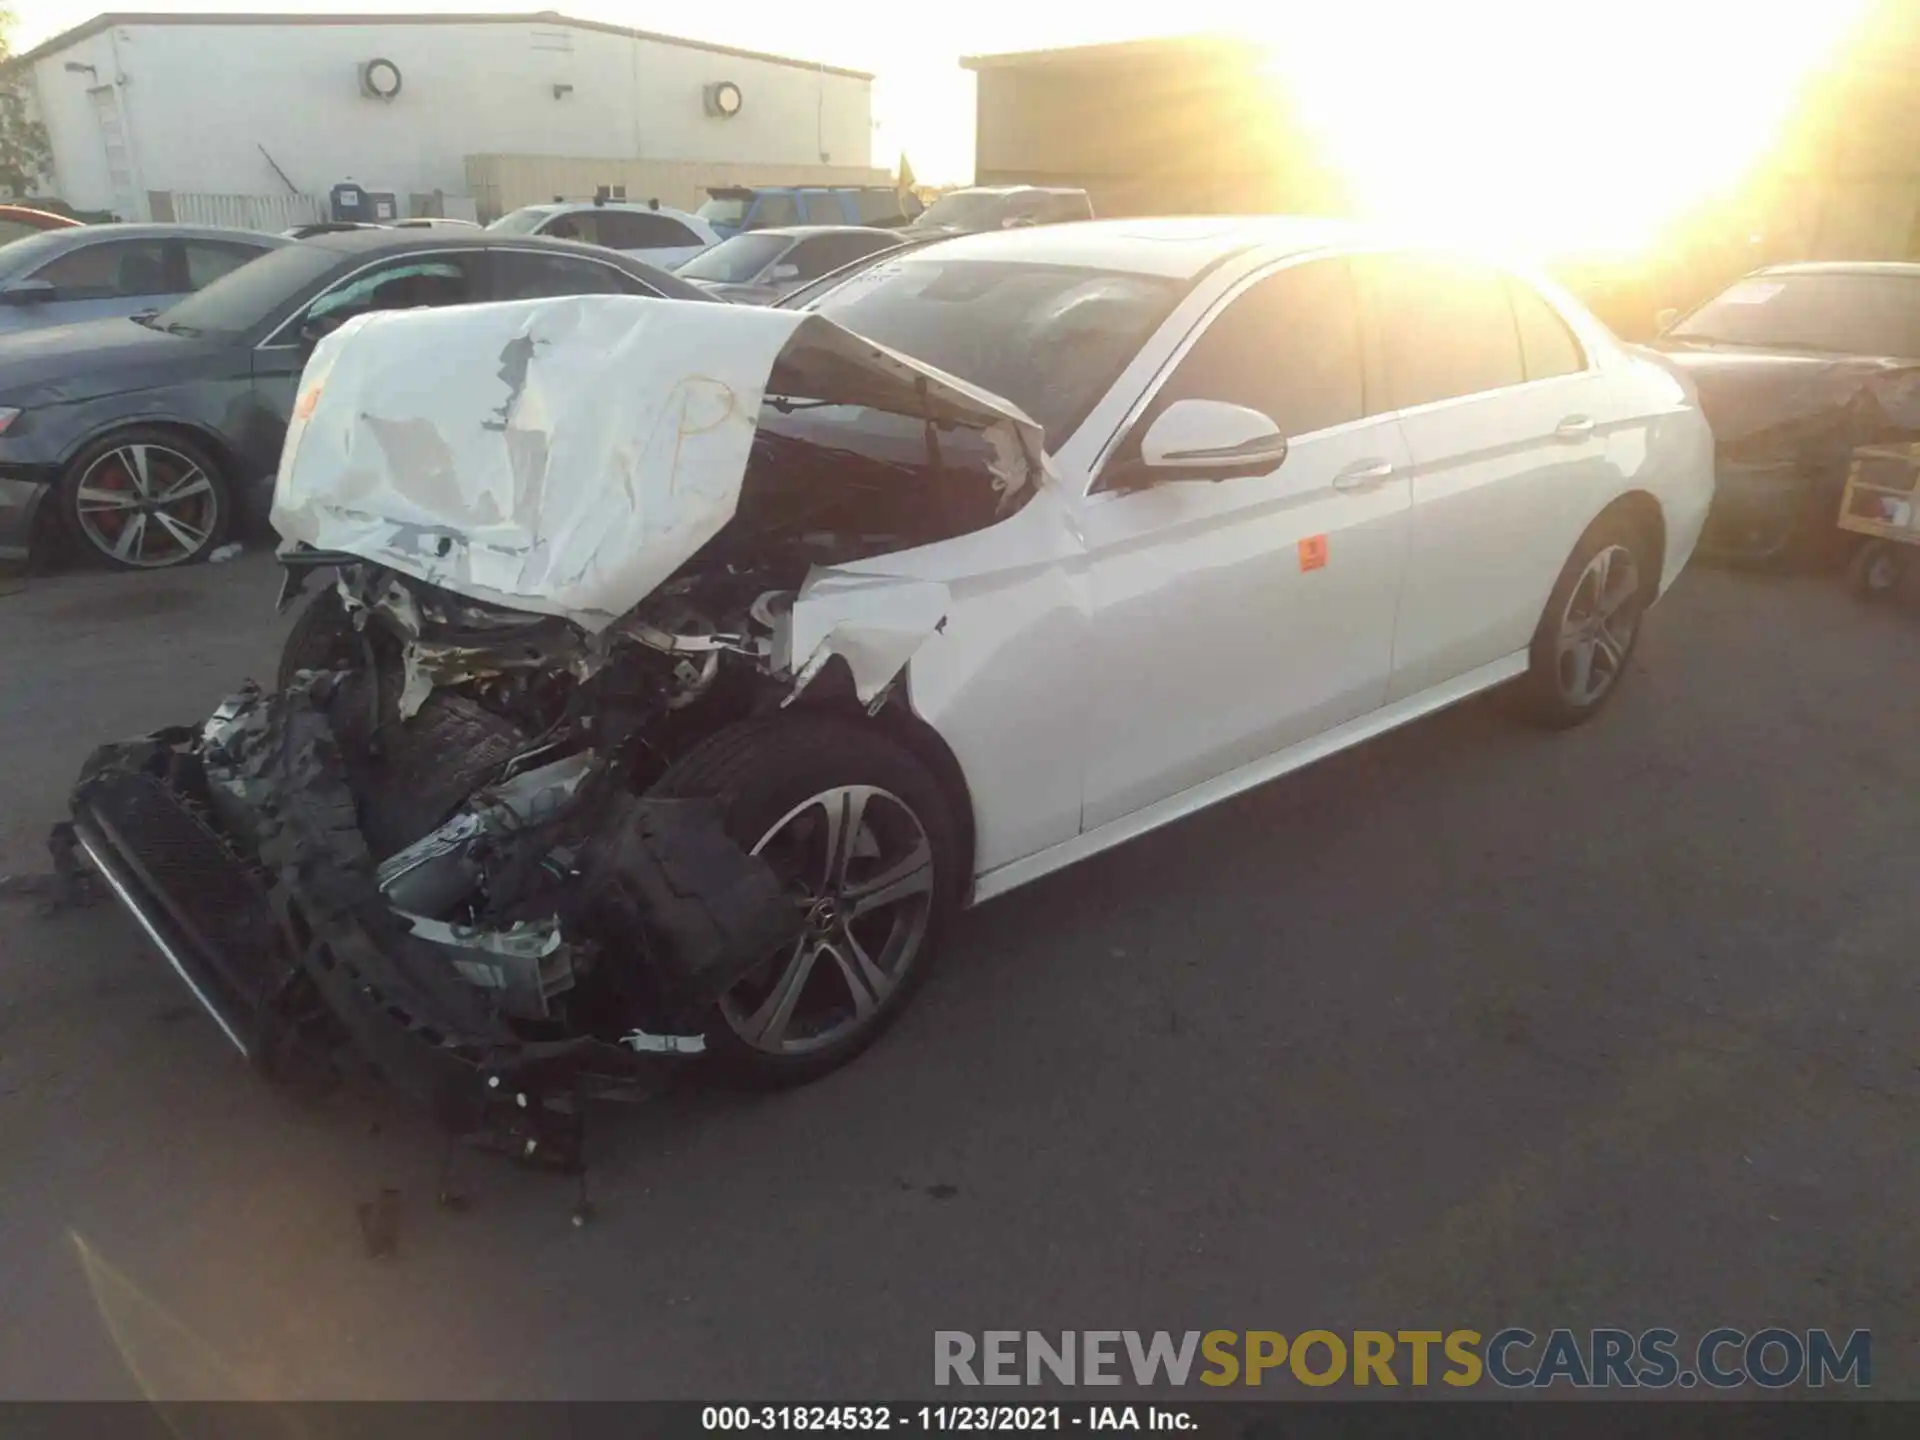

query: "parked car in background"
left=0, top=230, right=711, bottom=571
left=282, top=222, right=388, bottom=239
left=391, top=217, right=481, bottom=229
left=486, top=201, right=718, bottom=268
left=0, top=205, right=84, bottom=245
left=676, top=225, right=906, bottom=304
left=1653, top=261, right=1920, bottom=565
left=908, top=186, right=1093, bottom=236
left=696, top=184, right=921, bottom=238
left=0, top=224, right=286, bottom=337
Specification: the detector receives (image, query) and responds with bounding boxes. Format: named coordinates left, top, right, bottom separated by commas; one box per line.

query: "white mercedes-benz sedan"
left=68, top=218, right=1713, bottom=1111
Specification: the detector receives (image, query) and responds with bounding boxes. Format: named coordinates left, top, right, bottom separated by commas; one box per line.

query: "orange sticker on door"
left=1298, top=535, right=1328, bottom=571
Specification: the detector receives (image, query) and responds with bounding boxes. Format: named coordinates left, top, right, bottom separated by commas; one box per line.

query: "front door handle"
left=1555, top=414, right=1596, bottom=441
left=1332, top=458, right=1396, bottom=492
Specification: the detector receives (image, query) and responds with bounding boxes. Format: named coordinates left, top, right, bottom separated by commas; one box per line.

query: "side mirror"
left=1655, top=307, right=1680, bottom=334
left=0, top=279, right=56, bottom=306
left=1136, top=399, right=1288, bottom=479
left=769, top=262, right=800, bottom=281
left=1102, top=400, right=1288, bottom=492
left=296, top=314, right=336, bottom=351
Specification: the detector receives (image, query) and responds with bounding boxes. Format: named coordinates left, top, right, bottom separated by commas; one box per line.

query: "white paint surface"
left=29, top=18, right=872, bottom=219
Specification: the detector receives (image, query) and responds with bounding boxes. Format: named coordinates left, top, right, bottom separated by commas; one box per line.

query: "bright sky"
left=16, top=0, right=1873, bottom=257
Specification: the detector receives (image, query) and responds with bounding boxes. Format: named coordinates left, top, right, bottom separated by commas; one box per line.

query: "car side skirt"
left=970, top=649, right=1530, bottom=905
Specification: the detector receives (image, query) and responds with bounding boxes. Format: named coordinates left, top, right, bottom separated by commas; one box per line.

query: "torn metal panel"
left=273, top=295, right=1044, bottom=629
left=784, top=571, right=952, bottom=704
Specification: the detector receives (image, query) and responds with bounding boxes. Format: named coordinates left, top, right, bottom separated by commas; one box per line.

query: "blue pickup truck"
left=696, top=185, right=920, bottom=238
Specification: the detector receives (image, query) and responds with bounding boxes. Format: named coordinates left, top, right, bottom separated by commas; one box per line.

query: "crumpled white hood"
left=271, top=294, right=1044, bottom=629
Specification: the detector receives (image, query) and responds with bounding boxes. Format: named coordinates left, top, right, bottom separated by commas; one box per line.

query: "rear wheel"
left=59, top=427, right=232, bottom=570
left=650, top=713, right=962, bottom=1085
left=1507, top=513, right=1655, bottom=728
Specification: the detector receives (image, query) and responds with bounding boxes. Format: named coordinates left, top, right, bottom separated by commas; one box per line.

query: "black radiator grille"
left=84, top=773, right=284, bottom=1010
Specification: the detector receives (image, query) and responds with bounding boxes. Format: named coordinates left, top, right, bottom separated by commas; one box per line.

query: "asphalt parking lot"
left=0, top=550, right=1914, bottom=1400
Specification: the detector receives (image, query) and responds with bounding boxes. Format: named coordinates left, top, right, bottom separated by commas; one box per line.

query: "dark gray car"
left=0, top=230, right=710, bottom=571
left=677, top=226, right=905, bottom=304
left=0, top=224, right=287, bottom=336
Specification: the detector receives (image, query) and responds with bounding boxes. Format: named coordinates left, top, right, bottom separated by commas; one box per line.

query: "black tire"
left=277, top=586, right=356, bottom=691
left=1505, top=511, right=1657, bottom=729
left=1848, top=539, right=1907, bottom=601
left=650, top=711, right=962, bottom=1085
left=58, top=426, right=232, bottom=570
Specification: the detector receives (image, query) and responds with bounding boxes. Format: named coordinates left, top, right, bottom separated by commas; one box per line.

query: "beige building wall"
left=966, top=38, right=1346, bottom=220
left=467, top=154, right=892, bottom=221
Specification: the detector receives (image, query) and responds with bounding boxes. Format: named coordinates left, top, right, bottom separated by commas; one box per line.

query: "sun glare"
left=1242, top=0, right=1870, bottom=261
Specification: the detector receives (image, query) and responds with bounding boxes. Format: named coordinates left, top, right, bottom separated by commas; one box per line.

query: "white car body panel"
left=855, top=224, right=1712, bottom=898
left=275, top=218, right=1716, bottom=907
left=273, top=295, right=1045, bottom=628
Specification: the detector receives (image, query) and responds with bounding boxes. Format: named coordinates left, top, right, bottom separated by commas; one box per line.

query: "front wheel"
left=1848, top=539, right=1907, bottom=602
left=1506, top=514, right=1655, bottom=729
left=59, top=427, right=232, bottom=570
left=650, top=713, right=962, bottom=1085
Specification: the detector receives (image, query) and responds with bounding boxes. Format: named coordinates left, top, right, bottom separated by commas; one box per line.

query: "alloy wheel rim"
left=73, top=443, right=219, bottom=568
left=1556, top=544, right=1641, bottom=707
left=721, top=784, right=935, bottom=1056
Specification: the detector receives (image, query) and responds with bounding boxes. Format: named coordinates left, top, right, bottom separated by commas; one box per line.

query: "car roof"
left=729, top=225, right=904, bottom=241
left=25, top=222, right=286, bottom=244
left=517, top=201, right=705, bottom=221
left=285, top=227, right=712, bottom=302
left=1757, top=261, right=1920, bottom=279
left=949, top=185, right=1088, bottom=198
left=902, top=215, right=1368, bottom=279
left=0, top=222, right=287, bottom=276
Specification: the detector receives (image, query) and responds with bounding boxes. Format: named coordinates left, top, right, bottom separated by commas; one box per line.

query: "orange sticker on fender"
left=1298, top=535, right=1328, bottom=571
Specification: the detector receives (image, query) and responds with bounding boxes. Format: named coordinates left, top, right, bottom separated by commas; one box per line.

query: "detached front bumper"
left=62, top=684, right=690, bottom=1159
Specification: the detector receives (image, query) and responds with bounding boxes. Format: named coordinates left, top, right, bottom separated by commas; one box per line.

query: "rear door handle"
left=1555, top=415, right=1596, bottom=441
left=1332, top=458, right=1396, bottom=492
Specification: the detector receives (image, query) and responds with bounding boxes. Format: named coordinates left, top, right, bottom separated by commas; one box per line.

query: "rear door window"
left=1360, top=254, right=1525, bottom=410
left=492, top=250, right=654, bottom=298
left=28, top=238, right=173, bottom=299
left=594, top=211, right=702, bottom=249
left=1507, top=277, right=1586, bottom=380
left=182, top=239, right=270, bottom=290
left=1143, top=259, right=1365, bottom=440
left=799, top=192, right=845, bottom=224
left=750, top=194, right=800, bottom=229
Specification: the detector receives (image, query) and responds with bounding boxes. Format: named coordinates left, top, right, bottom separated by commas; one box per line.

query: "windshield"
left=487, top=207, right=555, bottom=236
left=697, top=195, right=752, bottom=225
left=915, top=192, right=1005, bottom=230
left=677, top=233, right=789, bottom=284
left=1671, top=273, right=1920, bottom=358
left=153, top=243, right=340, bottom=336
left=806, top=259, right=1182, bottom=446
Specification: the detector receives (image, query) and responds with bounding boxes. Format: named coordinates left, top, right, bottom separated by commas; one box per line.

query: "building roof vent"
left=359, top=57, right=403, bottom=101
left=704, top=80, right=743, bottom=118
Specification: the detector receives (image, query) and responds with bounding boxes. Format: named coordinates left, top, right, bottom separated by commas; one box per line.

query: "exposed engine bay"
left=58, top=297, right=1045, bottom=1166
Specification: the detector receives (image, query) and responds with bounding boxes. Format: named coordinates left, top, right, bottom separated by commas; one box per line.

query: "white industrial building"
left=12, top=11, right=882, bottom=227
